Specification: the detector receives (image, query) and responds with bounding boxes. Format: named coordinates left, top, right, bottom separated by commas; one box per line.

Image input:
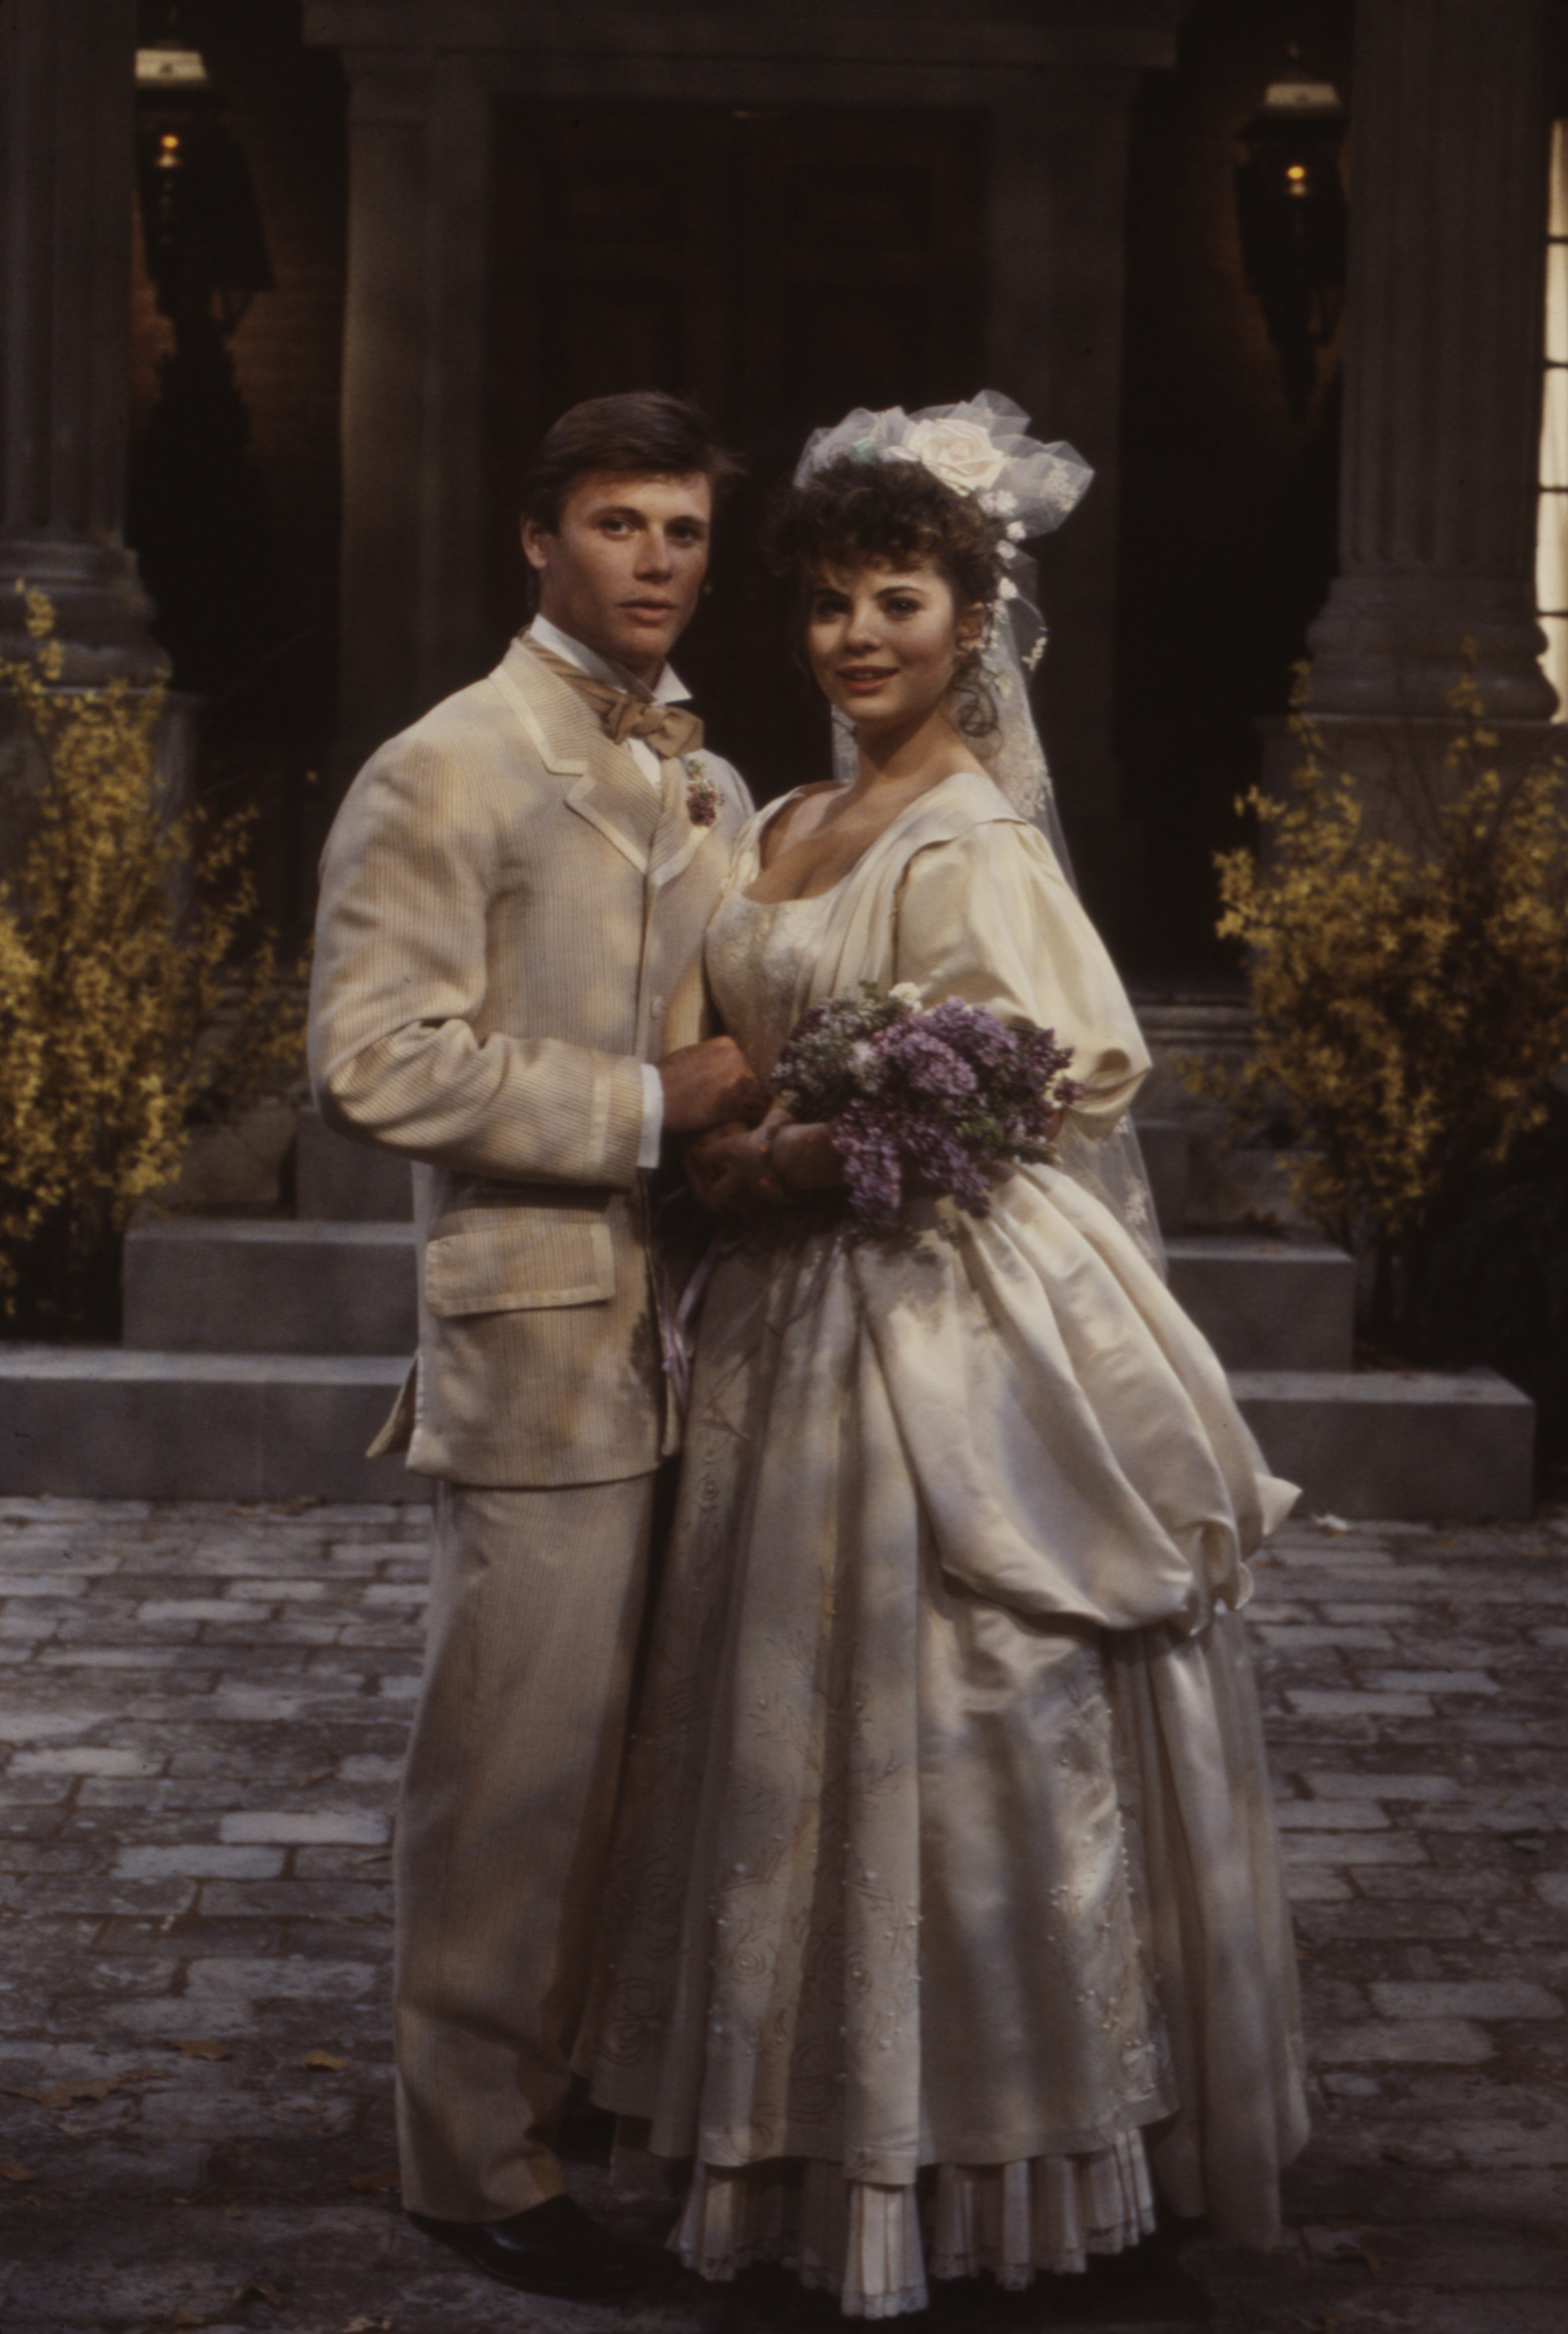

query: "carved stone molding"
left=306, top=1, right=1190, bottom=73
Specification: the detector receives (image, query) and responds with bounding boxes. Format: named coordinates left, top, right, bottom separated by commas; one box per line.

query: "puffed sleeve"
left=890, top=817, right=1150, bottom=1131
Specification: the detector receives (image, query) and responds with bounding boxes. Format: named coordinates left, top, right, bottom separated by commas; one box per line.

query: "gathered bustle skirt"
left=582, top=1173, right=1308, bottom=2315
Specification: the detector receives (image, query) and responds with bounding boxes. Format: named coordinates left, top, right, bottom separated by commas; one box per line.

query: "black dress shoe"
left=407, top=2191, right=665, bottom=2299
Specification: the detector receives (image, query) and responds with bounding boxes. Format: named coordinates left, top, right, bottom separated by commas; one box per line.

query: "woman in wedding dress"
left=581, top=396, right=1308, bottom=2320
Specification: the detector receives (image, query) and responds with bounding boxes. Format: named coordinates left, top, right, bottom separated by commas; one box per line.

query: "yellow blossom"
left=0, top=595, right=308, bottom=1320
left=1203, top=661, right=1568, bottom=1254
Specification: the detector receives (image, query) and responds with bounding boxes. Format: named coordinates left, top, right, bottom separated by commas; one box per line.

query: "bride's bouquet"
left=771, top=981, right=1081, bottom=1232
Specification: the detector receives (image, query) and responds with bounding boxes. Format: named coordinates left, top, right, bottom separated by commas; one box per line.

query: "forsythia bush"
left=0, top=587, right=306, bottom=1327
left=1208, top=665, right=1568, bottom=1276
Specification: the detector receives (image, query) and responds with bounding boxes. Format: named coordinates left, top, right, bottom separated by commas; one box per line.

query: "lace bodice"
left=705, top=883, right=841, bottom=1083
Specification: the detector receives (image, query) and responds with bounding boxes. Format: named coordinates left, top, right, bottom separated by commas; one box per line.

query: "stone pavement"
left=1, top=1497, right=1565, bottom=2334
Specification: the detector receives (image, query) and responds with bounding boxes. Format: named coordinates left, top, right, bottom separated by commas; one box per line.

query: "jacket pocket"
left=423, top=1208, right=615, bottom=1318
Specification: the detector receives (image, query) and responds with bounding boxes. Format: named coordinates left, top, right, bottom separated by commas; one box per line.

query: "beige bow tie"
left=527, top=637, right=704, bottom=763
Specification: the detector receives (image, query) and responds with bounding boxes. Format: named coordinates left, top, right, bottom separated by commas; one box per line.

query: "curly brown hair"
left=762, top=454, right=1002, bottom=744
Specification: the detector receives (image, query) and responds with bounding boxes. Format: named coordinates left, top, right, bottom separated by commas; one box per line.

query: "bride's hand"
left=766, top=1119, right=841, bottom=1193
left=685, top=1105, right=844, bottom=1213
left=685, top=1121, right=782, bottom=1215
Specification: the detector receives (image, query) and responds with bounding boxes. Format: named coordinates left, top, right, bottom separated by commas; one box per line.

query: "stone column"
left=0, top=0, right=165, bottom=684
left=1306, top=0, right=1553, bottom=732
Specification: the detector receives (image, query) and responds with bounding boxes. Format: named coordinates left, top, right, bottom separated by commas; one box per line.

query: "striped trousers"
left=393, top=1474, right=656, bottom=2219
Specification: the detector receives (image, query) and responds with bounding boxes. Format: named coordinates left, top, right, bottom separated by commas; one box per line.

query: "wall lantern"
left=134, top=25, right=272, bottom=336
left=1234, top=61, right=1348, bottom=425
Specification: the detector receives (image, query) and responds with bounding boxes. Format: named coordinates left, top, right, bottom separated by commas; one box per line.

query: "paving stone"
left=113, top=1845, right=287, bottom=1880
left=1313, top=2018, right=1495, bottom=2063
left=1370, top=1979, right=1563, bottom=2020
left=3, top=1500, right=1567, bottom=2334
left=10, top=1746, right=164, bottom=1777
left=219, top=1810, right=388, bottom=1846
left=224, top=1578, right=333, bottom=1600
left=1275, top=1799, right=1392, bottom=1829
left=1368, top=1668, right=1502, bottom=1695
left=1286, top=1688, right=1437, bottom=1718
left=35, top=1643, right=200, bottom=1669
left=292, top=1844, right=397, bottom=1879
left=1302, top=1768, right=1463, bottom=1801
left=184, top=1954, right=380, bottom=2001
left=1297, top=1900, right=1477, bottom=1939
left=1282, top=1830, right=1427, bottom=1865
left=198, top=1879, right=393, bottom=1920
left=0, top=1612, right=63, bottom=1640
left=338, top=1753, right=405, bottom=1785
left=1263, top=1629, right=1406, bottom=1661
left=0, top=1702, right=116, bottom=1743
left=0, top=1777, right=74, bottom=1807
left=137, top=1598, right=274, bottom=1623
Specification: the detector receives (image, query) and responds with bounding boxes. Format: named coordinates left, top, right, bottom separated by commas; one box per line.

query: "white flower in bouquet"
left=849, top=1037, right=886, bottom=1089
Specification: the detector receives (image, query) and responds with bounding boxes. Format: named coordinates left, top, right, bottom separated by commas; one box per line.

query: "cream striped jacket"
left=308, top=633, right=751, bottom=1485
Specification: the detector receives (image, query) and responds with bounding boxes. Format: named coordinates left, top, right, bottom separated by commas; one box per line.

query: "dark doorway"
left=486, top=105, right=987, bottom=803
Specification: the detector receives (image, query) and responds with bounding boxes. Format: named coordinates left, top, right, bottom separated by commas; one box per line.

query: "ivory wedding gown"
left=582, top=772, right=1308, bottom=2318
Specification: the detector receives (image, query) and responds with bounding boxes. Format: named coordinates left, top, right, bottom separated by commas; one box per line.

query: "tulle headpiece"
left=794, top=391, right=1090, bottom=670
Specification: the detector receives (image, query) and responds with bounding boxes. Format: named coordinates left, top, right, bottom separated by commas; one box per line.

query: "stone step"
left=1165, top=1236, right=1356, bottom=1372
left=125, top=1218, right=1354, bottom=1373
left=0, top=1348, right=1531, bottom=1518
left=1232, top=1368, right=1535, bottom=1523
left=296, top=1105, right=413, bottom=1223
left=124, top=1219, right=417, bottom=1356
left=0, top=1348, right=429, bottom=1503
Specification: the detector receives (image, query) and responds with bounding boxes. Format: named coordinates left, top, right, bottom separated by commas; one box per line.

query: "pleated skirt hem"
left=670, top=2130, right=1158, bottom=2319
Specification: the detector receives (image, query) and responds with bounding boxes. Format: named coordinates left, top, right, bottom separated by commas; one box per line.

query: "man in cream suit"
left=308, top=393, right=757, bottom=2300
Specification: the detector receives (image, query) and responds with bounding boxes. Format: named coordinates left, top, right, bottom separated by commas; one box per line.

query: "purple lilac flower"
left=919, top=998, right=1018, bottom=1073
left=878, top=1020, right=979, bottom=1103
left=771, top=980, right=1080, bottom=1233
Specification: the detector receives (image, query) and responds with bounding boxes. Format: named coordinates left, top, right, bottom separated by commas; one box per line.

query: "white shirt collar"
left=529, top=612, right=690, bottom=706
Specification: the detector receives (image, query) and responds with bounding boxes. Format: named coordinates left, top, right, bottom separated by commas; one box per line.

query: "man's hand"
left=685, top=1121, right=782, bottom=1215
left=658, top=1037, right=764, bottom=1136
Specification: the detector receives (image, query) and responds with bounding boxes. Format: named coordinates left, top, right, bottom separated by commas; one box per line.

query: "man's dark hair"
left=520, top=392, right=742, bottom=531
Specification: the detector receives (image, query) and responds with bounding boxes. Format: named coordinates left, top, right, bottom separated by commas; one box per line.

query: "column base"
left=0, top=537, right=169, bottom=687
left=1259, top=711, right=1563, bottom=857
left=1304, top=573, right=1556, bottom=724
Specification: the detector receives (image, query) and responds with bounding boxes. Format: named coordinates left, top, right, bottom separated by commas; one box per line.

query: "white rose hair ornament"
left=792, top=390, right=1093, bottom=824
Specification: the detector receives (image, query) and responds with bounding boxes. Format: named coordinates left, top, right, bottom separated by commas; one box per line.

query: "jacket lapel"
left=491, top=637, right=660, bottom=875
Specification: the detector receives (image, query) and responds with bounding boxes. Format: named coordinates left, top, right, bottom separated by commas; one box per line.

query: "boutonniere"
left=684, top=754, right=720, bottom=828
